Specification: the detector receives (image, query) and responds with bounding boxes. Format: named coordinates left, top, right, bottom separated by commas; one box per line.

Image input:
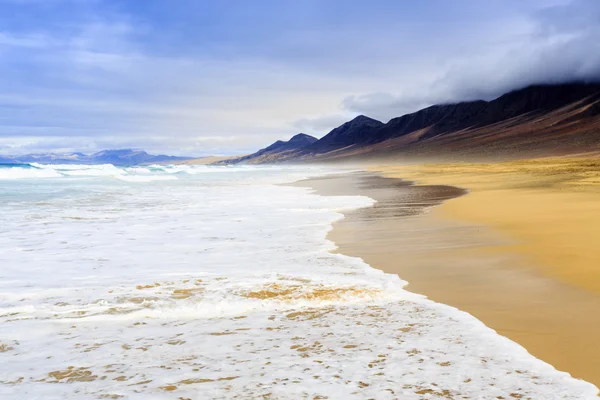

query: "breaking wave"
left=0, top=164, right=597, bottom=399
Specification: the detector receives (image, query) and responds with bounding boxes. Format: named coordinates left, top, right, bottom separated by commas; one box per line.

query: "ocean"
left=0, top=163, right=596, bottom=399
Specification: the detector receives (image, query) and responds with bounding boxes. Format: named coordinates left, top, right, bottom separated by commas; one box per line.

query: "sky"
left=0, top=0, right=599, bottom=156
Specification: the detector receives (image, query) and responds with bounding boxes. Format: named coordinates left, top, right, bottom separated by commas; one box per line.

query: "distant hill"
left=223, top=82, right=600, bottom=164
left=0, top=149, right=192, bottom=165
left=219, top=133, right=317, bottom=164
left=89, top=149, right=190, bottom=165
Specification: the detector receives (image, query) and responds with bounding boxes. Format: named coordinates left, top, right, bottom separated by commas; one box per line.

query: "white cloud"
left=293, top=114, right=369, bottom=134
left=1, top=0, right=599, bottom=156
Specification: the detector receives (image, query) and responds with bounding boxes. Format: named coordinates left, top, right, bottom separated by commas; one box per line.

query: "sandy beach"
left=296, top=159, right=600, bottom=388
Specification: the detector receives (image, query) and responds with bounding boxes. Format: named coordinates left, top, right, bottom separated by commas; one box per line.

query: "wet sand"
left=295, top=166, right=600, bottom=388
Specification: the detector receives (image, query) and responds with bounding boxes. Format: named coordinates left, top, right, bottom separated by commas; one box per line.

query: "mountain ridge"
left=303, top=115, right=384, bottom=154
left=222, top=82, right=600, bottom=164
left=219, top=133, right=318, bottom=164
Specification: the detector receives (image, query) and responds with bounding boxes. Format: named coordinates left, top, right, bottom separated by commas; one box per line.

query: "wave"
left=0, top=165, right=597, bottom=399
left=0, top=162, right=306, bottom=182
left=0, top=163, right=190, bottom=181
left=115, top=175, right=178, bottom=182
left=0, top=164, right=63, bottom=179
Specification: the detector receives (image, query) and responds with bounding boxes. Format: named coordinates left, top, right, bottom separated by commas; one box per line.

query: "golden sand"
left=366, top=158, right=600, bottom=386
left=376, top=158, right=600, bottom=294
left=296, top=162, right=600, bottom=387
left=47, top=366, right=98, bottom=383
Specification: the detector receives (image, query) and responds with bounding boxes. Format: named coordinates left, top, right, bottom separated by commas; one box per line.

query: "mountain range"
left=0, top=149, right=191, bottom=165
left=5, top=82, right=600, bottom=166
left=220, top=82, right=600, bottom=164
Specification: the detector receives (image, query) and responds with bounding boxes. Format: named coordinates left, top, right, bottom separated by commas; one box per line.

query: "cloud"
left=341, top=93, right=435, bottom=123
left=341, top=0, right=600, bottom=120
left=0, top=0, right=599, bottom=155
left=0, top=8, right=351, bottom=154
left=292, top=114, right=357, bottom=135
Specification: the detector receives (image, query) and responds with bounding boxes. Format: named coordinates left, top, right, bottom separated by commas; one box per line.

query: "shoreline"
left=294, top=167, right=600, bottom=389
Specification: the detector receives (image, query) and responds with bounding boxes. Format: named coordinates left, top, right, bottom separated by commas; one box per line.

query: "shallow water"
left=0, top=164, right=596, bottom=399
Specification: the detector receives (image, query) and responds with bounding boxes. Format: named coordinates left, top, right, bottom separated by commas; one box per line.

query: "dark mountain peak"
left=288, top=133, right=318, bottom=144
left=347, top=115, right=384, bottom=127
left=222, top=133, right=318, bottom=164
left=262, top=134, right=316, bottom=153
left=264, top=133, right=317, bottom=150
left=304, top=115, right=384, bottom=154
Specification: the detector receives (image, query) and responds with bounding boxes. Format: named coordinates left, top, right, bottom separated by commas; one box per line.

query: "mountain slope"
left=366, top=83, right=600, bottom=147
left=236, top=82, right=600, bottom=164
left=221, top=133, right=317, bottom=164
left=323, top=85, right=600, bottom=162
left=303, top=115, right=384, bottom=154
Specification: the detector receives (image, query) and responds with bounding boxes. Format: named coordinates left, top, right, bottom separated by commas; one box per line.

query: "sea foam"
left=0, top=164, right=597, bottom=399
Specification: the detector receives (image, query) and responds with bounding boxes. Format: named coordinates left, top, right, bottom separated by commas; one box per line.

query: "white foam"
left=115, top=174, right=178, bottom=182
left=0, top=165, right=597, bottom=399
left=2, top=163, right=185, bottom=181
left=124, top=167, right=152, bottom=174
left=32, top=163, right=125, bottom=176
left=0, top=166, right=62, bottom=179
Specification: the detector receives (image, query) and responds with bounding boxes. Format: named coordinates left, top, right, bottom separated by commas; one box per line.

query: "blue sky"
left=0, top=0, right=598, bottom=156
